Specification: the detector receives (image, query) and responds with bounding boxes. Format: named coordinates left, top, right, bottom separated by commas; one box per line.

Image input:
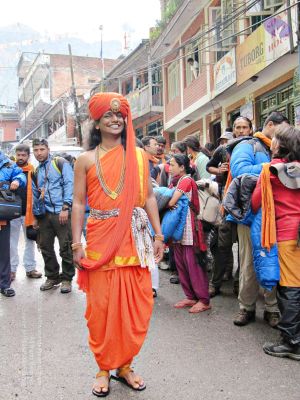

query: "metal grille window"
left=147, top=120, right=163, bottom=136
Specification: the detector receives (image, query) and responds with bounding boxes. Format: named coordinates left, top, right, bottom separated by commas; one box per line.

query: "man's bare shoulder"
left=76, top=150, right=95, bottom=170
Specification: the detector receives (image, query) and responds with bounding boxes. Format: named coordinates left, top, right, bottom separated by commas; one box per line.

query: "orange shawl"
left=21, top=164, right=34, bottom=226
left=260, top=163, right=277, bottom=251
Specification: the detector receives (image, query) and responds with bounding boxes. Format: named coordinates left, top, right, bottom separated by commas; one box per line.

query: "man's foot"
left=152, top=288, right=157, bottom=298
left=113, top=368, right=146, bottom=391
left=170, top=274, right=180, bottom=284
left=209, top=285, right=221, bottom=298
left=92, top=372, right=110, bottom=397
left=1, top=287, right=15, bottom=297
left=10, top=272, right=16, bottom=281
left=158, top=261, right=169, bottom=270
left=189, top=301, right=211, bottom=313
left=263, top=340, right=300, bottom=361
left=60, top=281, right=72, bottom=294
left=233, top=309, right=256, bottom=326
left=26, top=270, right=42, bottom=279
left=264, top=311, right=280, bottom=328
left=174, top=298, right=197, bottom=308
left=40, top=278, right=61, bottom=291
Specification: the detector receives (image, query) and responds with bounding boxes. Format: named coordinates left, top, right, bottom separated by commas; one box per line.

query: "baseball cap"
left=217, top=131, right=233, bottom=144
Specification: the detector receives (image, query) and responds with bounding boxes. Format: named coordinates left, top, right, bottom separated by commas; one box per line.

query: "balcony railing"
left=20, top=88, right=51, bottom=123
left=126, top=84, right=163, bottom=119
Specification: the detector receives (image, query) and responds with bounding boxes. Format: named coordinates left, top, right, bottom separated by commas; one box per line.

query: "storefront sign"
left=213, top=48, right=236, bottom=97
left=237, top=1, right=298, bottom=86
left=240, top=102, right=254, bottom=121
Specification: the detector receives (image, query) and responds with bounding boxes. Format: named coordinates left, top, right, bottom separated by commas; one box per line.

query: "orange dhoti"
left=85, top=266, right=153, bottom=370
left=80, top=145, right=153, bottom=371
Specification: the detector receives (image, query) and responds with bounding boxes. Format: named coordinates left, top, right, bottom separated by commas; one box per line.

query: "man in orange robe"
left=72, top=92, right=163, bottom=397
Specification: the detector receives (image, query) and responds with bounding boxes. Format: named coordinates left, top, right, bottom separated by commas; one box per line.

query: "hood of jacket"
left=0, top=151, right=10, bottom=170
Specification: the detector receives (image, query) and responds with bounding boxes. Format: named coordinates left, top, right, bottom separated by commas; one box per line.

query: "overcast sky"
left=1, top=0, right=161, bottom=46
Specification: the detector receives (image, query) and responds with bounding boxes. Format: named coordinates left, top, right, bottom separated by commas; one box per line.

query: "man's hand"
left=219, top=163, right=229, bottom=173
left=33, top=218, right=39, bottom=230
left=59, top=210, right=69, bottom=225
left=153, top=240, right=164, bottom=264
left=10, top=180, right=19, bottom=191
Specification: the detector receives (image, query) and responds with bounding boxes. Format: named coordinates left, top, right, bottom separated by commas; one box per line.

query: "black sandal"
left=1, top=287, right=15, bottom=297
left=112, top=366, right=146, bottom=391
left=92, top=371, right=110, bottom=397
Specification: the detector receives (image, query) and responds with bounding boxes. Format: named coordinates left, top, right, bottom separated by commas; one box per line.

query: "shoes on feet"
left=233, top=309, right=256, bottom=326
left=264, top=311, right=280, bottom=328
left=209, top=285, right=221, bottom=298
left=263, top=340, right=300, bottom=361
left=152, top=288, right=157, bottom=298
left=158, top=261, right=169, bottom=270
left=10, top=272, right=16, bottom=281
left=170, top=274, right=179, bottom=284
left=60, top=280, right=72, bottom=294
left=26, top=270, right=42, bottom=279
left=40, top=278, right=61, bottom=291
left=1, top=287, right=16, bottom=297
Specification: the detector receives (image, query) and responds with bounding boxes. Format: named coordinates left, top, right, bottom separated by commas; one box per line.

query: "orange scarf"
left=261, top=163, right=277, bottom=251
left=21, top=164, right=34, bottom=226
left=254, top=132, right=272, bottom=149
left=147, top=153, right=159, bottom=165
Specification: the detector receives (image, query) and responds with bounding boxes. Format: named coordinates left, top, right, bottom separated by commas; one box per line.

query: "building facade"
left=17, top=52, right=118, bottom=143
left=152, top=0, right=299, bottom=145
left=0, top=106, right=21, bottom=152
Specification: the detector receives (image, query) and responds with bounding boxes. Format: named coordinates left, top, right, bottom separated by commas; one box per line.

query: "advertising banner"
left=213, top=48, right=236, bottom=97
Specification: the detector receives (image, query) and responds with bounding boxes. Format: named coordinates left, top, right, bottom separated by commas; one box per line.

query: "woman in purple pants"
left=168, top=154, right=211, bottom=313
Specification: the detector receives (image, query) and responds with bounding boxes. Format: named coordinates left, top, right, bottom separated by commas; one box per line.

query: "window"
left=246, top=0, right=284, bottom=32
left=209, top=7, right=222, bottom=50
left=185, top=36, right=202, bottom=86
left=167, top=61, right=180, bottom=101
left=135, top=128, right=143, bottom=139
left=221, top=0, right=237, bottom=47
left=147, top=120, right=163, bottom=136
left=0, top=128, right=4, bottom=142
left=264, top=0, right=284, bottom=9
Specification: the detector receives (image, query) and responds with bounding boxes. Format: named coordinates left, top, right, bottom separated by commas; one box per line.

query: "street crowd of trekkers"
left=0, top=107, right=299, bottom=370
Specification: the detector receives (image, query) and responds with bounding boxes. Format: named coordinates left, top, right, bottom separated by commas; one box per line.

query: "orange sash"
left=260, top=163, right=277, bottom=251
left=78, top=146, right=148, bottom=291
left=21, top=164, right=34, bottom=226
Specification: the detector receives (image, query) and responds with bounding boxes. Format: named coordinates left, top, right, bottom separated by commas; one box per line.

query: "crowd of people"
left=0, top=93, right=299, bottom=396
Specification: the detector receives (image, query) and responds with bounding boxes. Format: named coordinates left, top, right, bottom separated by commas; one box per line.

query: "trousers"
left=38, top=213, right=75, bottom=281
left=10, top=216, right=36, bottom=273
left=0, top=224, right=11, bottom=289
left=174, top=244, right=209, bottom=305
left=237, top=224, right=278, bottom=312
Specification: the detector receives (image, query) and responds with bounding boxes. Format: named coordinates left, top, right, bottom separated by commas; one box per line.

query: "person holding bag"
left=0, top=150, right=26, bottom=297
left=168, top=154, right=210, bottom=313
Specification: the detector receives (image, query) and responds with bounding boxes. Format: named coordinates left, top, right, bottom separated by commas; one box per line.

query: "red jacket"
left=251, top=159, right=300, bottom=242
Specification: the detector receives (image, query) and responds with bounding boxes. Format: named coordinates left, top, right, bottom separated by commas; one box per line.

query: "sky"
left=1, top=0, right=161, bottom=48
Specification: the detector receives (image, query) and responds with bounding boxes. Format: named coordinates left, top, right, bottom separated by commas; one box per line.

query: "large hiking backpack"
left=196, top=179, right=222, bottom=226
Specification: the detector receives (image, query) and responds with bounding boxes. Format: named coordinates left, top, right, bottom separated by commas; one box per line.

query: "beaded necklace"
left=95, top=145, right=126, bottom=200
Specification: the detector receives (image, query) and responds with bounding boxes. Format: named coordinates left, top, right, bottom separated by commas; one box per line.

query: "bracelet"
left=154, top=234, right=164, bottom=242
left=71, top=242, right=83, bottom=250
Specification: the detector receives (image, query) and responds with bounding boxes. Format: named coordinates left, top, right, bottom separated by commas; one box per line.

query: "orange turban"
left=89, top=92, right=129, bottom=121
left=78, top=92, right=139, bottom=291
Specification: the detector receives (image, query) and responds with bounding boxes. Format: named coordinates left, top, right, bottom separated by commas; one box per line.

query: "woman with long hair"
left=168, top=154, right=210, bottom=313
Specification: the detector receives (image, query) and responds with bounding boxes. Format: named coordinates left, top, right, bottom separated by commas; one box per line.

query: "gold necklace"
left=95, top=145, right=126, bottom=200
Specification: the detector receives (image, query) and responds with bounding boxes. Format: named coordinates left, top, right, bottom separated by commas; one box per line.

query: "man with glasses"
left=32, top=138, right=75, bottom=293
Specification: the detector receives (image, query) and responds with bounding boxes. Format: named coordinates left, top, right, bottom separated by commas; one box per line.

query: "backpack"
left=226, top=136, right=270, bottom=158
left=196, top=179, right=222, bottom=226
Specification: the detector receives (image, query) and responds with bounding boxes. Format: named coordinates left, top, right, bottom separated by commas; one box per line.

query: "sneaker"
left=60, top=280, right=72, bottom=294
left=209, top=285, right=221, bottom=298
left=40, top=278, right=61, bottom=291
left=1, top=287, right=16, bottom=297
left=263, top=340, right=300, bottom=361
left=26, top=270, right=42, bottom=279
left=233, top=309, right=256, bottom=326
left=158, top=261, right=169, bottom=270
left=152, top=288, right=157, bottom=298
left=264, top=311, right=280, bottom=328
left=10, top=272, right=16, bottom=281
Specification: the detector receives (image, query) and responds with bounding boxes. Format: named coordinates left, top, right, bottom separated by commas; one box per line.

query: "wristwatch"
left=62, top=205, right=70, bottom=211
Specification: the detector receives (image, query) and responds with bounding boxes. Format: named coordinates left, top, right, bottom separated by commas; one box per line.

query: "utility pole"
left=99, top=25, right=105, bottom=91
left=68, top=43, right=82, bottom=145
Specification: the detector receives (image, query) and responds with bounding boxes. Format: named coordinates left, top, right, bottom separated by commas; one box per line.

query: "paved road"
left=1, top=240, right=299, bottom=400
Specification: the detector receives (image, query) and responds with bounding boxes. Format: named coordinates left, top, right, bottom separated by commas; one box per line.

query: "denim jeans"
left=10, top=216, right=37, bottom=273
